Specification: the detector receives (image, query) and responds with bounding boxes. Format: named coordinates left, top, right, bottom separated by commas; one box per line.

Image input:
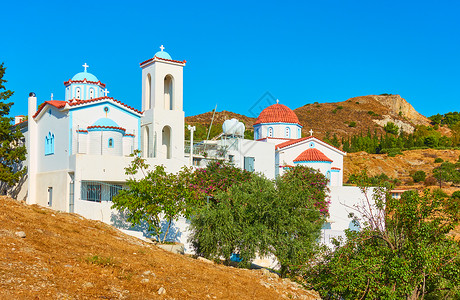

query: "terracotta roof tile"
left=63, top=79, right=106, bottom=88
left=87, top=125, right=126, bottom=132
left=140, top=56, right=186, bottom=67
left=33, top=100, right=67, bottom=118
left=276, top=135, right=346, bottom=154
left=254, top=103, right=301, bottom=125
left=294, top=148, right=333, bottom=163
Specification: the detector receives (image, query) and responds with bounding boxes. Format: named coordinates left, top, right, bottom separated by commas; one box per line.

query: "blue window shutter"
left=244, top=157, right=255, bottom=172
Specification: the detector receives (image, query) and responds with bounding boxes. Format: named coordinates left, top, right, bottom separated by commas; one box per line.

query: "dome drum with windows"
left=64, top=63, right=107, bottom=101
left=253, top=100, right=303, bottom=140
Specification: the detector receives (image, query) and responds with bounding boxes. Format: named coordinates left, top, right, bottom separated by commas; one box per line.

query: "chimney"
left=28, top=92, right=37, bottom=117
left=14, top=115, right=25, bottom=125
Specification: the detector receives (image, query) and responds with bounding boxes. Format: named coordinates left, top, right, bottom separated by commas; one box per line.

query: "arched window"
left=45, top=132, right=54, bottom=155
left=145, top=73, right=151, bottom=110
left=254, top=127, right=259, bottom=140
left=143, top=126, right=150, bottom=157
left=108, top=138, right=114, bottom=148
left=164, top=75, right=173, bottom=110
left=89, top=88, right=94, bottom=99
left=285, top=127, right=290, bottom=138
left=75, top=87, right=81, bottom=99
left=268, top=127, right=273, bottom=137
left=162, top=125, right=171, bottom=159
left=326, top=170, right=331, bottom=186
left=298, top=128, right=301, bottom=138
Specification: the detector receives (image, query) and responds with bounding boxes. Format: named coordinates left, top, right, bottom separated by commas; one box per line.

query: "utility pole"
left=188, top=125, right=196, bottom=166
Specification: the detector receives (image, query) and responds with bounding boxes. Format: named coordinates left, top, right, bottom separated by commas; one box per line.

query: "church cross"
left=50, top=93, right=53, bottom=100
left=159, top=45, right=165, bottom=51
left=309, top=129, right=313, bottom=136
left=103, top=89, right=110, bottom=96
left=276, top=99, right=279, bottom=104
left=82, top=63, right=89, bottom=72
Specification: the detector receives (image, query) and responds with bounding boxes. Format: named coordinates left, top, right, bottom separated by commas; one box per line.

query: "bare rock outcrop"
left=370, top=94, right=430, bottom=126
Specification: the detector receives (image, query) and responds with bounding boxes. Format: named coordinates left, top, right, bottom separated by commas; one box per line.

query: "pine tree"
left=0, top=63, right=27, bottom=187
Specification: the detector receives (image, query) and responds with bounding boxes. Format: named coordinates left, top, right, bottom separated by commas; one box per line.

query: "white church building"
left=10, top=46, right=373, bottom=251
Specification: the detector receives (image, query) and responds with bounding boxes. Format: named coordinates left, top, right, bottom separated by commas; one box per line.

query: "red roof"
left=331, top=167, right=341, bottom=170
left=33, top=100, right=67, bottom=118
left=276, top=136, right=345, bottom=154
left=67, top=97, right=142, bottom=114
left=33, top=97, right=142, bottom=119
left=63, top=79, right=106, bottom=88
left=87, top=125, right=126, bottom=132
left=294, top=148, right=333, bottom=163
left=254, top=103, right=301, bottom=125
left=140, top=56, right=186, bottom=67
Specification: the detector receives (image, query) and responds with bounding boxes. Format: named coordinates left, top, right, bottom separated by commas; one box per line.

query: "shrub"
left=331, top=109, right=337, bottom=114
left=452, top=191, right=460, bottom=200
left=411, top=170, right=426, bottom=183
left=337, top=106, right=343, bottom=110
left=348, top=121, right=356, bottom=127
left=384, top=122, right=399, bottom=135
left=425, top=176, right=437, bottom=186
left=355, top=102, right=360, bottom=104
left=434, top=158, right=444, bottom=163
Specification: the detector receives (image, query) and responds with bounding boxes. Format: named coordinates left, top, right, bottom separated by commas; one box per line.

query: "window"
left=254, top=128, right=259, bottom=140
left=76, top=87, right=81, bottom=99
left=87, top=184, right=101, bottom=202
left=45, top=132, right=54, bottom=155
left=110, top=185, right=122, bottom=201
left=244, top=157, right=255, bottom=172
left=108, top=138, right=114, bottom=148
left=349, top=220, right=360, bottom=232
left=89, top=88, right=94, bottom=99
left=228, top=155, right=234, bottom=163
left=285, top=127, right=290, bottom=138
left=268, top=127, right=273, bottom=137
left=298, top=128, right=301, bottom=138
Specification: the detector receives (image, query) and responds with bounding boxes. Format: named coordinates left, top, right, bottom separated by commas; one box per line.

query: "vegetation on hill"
left=305, top=173, right=460, bottom=299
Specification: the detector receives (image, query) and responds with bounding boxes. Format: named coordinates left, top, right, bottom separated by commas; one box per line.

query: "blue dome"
left=91, top=118, right=119, bottom=128
left=72, top=71, right=99, bottom=82
left=154, top=50, right=172, bottom=60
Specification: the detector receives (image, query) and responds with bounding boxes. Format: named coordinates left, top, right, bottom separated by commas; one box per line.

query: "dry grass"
left=0, top=196, right=319, bottom=299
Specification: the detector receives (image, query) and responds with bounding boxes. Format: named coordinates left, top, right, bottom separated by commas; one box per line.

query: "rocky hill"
left=185, top=94, right=436, bottom=140
left=0, top=196, right=319, bottom=299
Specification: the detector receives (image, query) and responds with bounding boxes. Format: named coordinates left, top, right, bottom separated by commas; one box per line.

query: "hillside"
left=0, top=196, right=319, bottom=299
left=344, top=149, right=460, bottom=190
left=294, top=94, right=432, bottom=139
left=185, top=95, right=436, bottom=140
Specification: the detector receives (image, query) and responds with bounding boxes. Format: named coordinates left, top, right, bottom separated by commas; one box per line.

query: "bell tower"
left=140, top=46, right=186, bottom=160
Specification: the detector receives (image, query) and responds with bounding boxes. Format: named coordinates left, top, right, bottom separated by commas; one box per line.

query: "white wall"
left=36, top=107, right=69, bottom=173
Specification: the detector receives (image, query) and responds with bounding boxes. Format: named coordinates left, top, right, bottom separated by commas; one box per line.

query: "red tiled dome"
left=254, top=104, right=301, bottom=125
left=294, top=148, right=333, bottom=163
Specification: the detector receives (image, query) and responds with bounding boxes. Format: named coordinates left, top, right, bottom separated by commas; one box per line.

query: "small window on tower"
left=76, top=87, right=81, bottom=99
left=89, top=88, right=94, bottom=99
left=108, top=138, right=114, bottom=148
left=268, top=127, right=273, bottom=137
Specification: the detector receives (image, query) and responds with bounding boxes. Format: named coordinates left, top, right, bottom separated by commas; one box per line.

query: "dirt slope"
left=185, top=110, right=256, bottom=128
left=344, top=149, right=460, bottom=188
left=0, top=196, right=319, bottom=299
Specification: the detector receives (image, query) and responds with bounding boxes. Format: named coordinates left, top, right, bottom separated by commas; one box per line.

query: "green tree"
left=384, top=122, right=399, bottom=135
left=433, top=161, right=459, bottom=188
left=190, top=166, right=329, bottom=278
left=411, top=170, right=426, bottom=183
left=305, top=185, right=460, bottom=299
left=0, top=63, right=27, bottom=187
left=112, top=151, right=198, bottom=242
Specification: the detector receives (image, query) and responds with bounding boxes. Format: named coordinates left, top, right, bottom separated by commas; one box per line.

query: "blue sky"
left=2, top=0, right=459, bottom=119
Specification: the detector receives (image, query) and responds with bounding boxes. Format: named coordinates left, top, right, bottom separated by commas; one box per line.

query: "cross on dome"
left=82, top=63, right=89, bottom=72
left=276, top=99, right=279, bottom=104
left=103, top=89, right=110, bottom=96
left=309, top=129, right=314, bottom=136
left=50, top=93, right=53, bottom=100
left=159, top=45, right=165, bottom=51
